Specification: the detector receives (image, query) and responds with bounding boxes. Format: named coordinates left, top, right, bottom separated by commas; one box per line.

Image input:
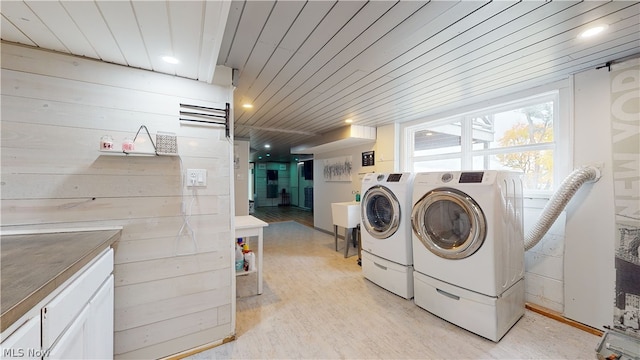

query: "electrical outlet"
left=186, top=169, right=207, bottom=187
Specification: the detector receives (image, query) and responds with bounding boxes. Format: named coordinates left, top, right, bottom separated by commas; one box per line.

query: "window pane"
left=414, top=158, right=461, bottom=172
left=413, top=121, right=462, bottom=156
left=471, top=102, right=554, bottom=151
left=473, top=150, right=554, bottom=190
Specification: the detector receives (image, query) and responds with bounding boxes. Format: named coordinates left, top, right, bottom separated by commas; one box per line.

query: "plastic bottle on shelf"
left=235, top=244, right=244, bottom=271
left=244, top=251, right=255, bottom=271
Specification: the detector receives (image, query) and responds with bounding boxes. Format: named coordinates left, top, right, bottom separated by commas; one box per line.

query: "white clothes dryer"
left=411, top=171, right=525, bottom=341
left=360, top=172, right=415, bottom=299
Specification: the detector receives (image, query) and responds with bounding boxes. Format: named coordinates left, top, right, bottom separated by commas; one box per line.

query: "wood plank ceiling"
left=2, top=1, right=639, bottom=162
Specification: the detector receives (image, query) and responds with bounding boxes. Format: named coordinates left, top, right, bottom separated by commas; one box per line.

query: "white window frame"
left=401, top=79, right=573, bottom=199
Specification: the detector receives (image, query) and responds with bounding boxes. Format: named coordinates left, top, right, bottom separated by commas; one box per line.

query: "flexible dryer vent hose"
left=524, top=165, right=602, bottom=251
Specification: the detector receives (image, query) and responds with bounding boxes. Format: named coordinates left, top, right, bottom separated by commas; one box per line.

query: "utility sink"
left=331, top=201, right=361, bottom=229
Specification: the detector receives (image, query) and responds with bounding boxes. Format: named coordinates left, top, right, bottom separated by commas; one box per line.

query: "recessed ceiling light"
left=264, top=144, right=271, bottom=149
left=578, top=24, right=608, bottom=39
left=345, top=118, right=353, bottom=124
left=162, top=56, right=179, bottom=64
left=266, top=153, right=270, bottom=157
left=242, top=103, right=254, bottom=109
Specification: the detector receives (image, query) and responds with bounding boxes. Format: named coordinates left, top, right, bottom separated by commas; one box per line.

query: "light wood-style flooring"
left=252, top=206, right=314, bottom=229
left=187, top=221, right=600, bottom=359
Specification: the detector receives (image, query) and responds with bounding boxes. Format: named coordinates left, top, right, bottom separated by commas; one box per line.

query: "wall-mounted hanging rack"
left=179, top=103, right=231, bottom=138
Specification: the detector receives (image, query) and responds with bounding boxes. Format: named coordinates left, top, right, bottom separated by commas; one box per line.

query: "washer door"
left=361, top=185, right=400, bottom=239
left=411, top=187, right=486, bottom=259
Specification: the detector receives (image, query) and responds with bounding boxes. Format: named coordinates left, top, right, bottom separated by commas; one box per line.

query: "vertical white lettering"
left=611, top=90, right=640, bottom=122
left=611, top=69, right=639, bottom=93
left=612, top=121, right=640, bottom=143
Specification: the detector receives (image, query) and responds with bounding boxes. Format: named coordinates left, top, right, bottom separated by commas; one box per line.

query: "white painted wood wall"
left=234, top=140, right=249, bottom=216
left=1, top=43, right=235, bottom=359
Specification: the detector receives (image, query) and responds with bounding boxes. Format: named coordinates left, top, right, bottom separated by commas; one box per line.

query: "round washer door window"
left=411, top=187, right=486, bottom=259
left=361, top=185, right=400, bottom=239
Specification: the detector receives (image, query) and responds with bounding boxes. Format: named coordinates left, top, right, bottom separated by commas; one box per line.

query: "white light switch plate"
left=186, top=169, right=207, bottom=187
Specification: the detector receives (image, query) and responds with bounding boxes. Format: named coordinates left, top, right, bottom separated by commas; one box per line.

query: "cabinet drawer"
left=42, top=248, right=113, bottom=349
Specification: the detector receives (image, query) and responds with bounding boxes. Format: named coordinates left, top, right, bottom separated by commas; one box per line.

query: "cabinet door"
left=1, top=316, right=41, bottom=360
left=86, top=275, right=114, bottom=359
left=42, top=248, right=113, bottom=349
left=45, top=305, right=89, bottom=359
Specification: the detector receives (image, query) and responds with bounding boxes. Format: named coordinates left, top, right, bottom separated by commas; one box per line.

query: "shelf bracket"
left=130, top=125, right=158, bottom=155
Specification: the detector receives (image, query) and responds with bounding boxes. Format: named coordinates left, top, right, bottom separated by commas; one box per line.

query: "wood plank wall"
left=1, top=42, right=235, bottom=359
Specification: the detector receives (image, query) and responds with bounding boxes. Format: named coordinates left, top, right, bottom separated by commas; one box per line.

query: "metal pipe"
left=525, top=165, right=602, bottom=251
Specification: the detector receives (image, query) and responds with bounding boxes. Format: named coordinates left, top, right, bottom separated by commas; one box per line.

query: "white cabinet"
left=1, top=248, right=114, bottom=360
left=46, top=305, right=89, bottom=359
left=45, top=276, right=114, bottom=360
left=45, top=249, right=113, bottom=359
left=0, top=316, right=41, bottom=359
left=42, top=248, right=113, bottom=350
left=86, top=276, right=114, bottom=359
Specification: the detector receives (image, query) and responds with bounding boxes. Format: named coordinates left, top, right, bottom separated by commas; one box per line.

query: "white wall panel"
left=313, top=143, right=376, bottom=232
left=0, top=43, right=234, bottom=359
left=524, top=208, right=567, bottom=313
left=525, top=273, right=564, bottom=313
left=114, top=251, right=228, bottom=286
left=1, top=94, right=226, bottom=138
left=114, top=271, right=230, bottom=309
left=115, top=325, right=231, bottom=360
left=234, top=140, right=250, bottom=215
left=565, top=64, right=617, bottom=329
left=1, top=196, right=222, bottom=224
left=114, top=307, right=219, bottom=354
left=114, top=288, right=232, bottom=332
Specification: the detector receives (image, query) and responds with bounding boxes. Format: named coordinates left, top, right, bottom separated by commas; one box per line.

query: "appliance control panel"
left=459, top=171, right=484, bottom=183
left=386, top=173, right=403, bottom=182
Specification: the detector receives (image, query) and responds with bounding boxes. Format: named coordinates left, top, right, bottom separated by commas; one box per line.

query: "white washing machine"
left=360, top=172, right=415, bottom=299
left=411, top=171, right=525, bottom=341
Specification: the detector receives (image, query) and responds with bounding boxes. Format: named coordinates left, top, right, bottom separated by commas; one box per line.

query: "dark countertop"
left=1, top=229, right=121, bottom=333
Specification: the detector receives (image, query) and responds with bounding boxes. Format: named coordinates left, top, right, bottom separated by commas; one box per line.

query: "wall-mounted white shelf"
left=99, top=149, right=166, bottom=156
left=235, top=268, right=257, bottom=276
left=98, top=125, right=178, bottom=156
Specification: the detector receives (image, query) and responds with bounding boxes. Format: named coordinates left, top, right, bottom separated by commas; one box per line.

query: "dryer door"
left=411, top=187, right=486, bottom=259
left=361, top=185, right=401, bottom=239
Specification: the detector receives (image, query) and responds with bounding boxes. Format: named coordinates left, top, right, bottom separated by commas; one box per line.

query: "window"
left=404, top=88, right=568, bottom=196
